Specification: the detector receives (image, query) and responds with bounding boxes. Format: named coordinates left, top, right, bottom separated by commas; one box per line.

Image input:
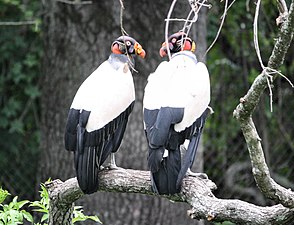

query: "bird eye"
left=126, top=41, right=131, bottom=46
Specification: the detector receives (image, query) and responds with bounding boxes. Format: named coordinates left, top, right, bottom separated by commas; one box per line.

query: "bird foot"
left=104, top=163, right=122, bottom=170
left=186, top=170, right=208, bottom=179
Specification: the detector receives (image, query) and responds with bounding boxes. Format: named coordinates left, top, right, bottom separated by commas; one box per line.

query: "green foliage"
left=30, top=184, right=49, bottom=223
left=0, top=196, right=33, bottom=225
left=214, top=222, right=235, bottom=225
left=72, top=206, right=102, bottom=224
left=0, top=189, right=10, bottom=205
left=0, top=0, right=42, bottom=199
left=0, top=185, right=102, bottom=225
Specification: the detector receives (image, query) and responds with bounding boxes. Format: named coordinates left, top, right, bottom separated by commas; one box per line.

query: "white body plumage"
left=143, top=51, right=210, bottom=132
left=71, top=58, right=135, bottom=132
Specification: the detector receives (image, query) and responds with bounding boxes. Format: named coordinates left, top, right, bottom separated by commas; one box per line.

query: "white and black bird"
left=64, top=36, right=146, bottom=194
left=143, top=32, right=211, bottom=195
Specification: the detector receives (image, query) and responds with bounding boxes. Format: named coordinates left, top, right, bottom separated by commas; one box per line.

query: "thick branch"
left=47, top=169, right=294, bottom=225
left=233, top=0, right=294, bottom=208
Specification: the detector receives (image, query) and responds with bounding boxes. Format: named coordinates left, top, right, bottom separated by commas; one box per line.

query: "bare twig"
left=253, top=0, right=293, bottom=112
left=118, top=0, right=138, bottom=73
left=55, top=0, right=92, bottom=5
left=0, top=21, right=36, bottom=26
left=253, top=0, right=265, bottom=68
left=119, top=0, right=128, bottom=36
left=165, top=0, right=178, bottom=60
left=224, top=0, right=237, bottom=16
left=205, top=0, right=229, bottom=55
left=165, top=0, right=211, bottom=57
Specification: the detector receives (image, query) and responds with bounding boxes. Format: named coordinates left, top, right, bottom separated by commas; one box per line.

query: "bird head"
left=111, top=36, right=146, bottom=59
left=159, top=31, right=196, bottom=57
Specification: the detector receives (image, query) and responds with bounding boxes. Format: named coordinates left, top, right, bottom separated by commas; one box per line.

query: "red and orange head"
left=111, top=36, right=146, bottom=59
left=159, top=31, right=196, bottom=57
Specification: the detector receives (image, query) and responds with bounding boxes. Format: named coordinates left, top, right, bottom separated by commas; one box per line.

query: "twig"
left=182, top=0, right=210, bottom=47
left=119, top=0, right=128, bottom=36
left=254, top=0, right=274, bottom=112
left=55, top=0, right=92, bottom=5
left=0, top=21, right=36, bottom=26
left=253, top=0, right=293, bottom=112
left=221, top=0, right=237, bottom=19
left=165, top=0, right=178, bottom=60
left=205, top=0, right=228, bottom=55
left=276, top=0, right=289, bottom=25
left=253, top=0, right=265, bottom=68
left=165, top=18, right=197, bottom=22
left=119, top=0, right=138, bottom=73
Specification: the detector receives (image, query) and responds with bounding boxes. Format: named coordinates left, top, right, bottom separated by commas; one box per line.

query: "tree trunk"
left=39, top=1, right=208, bottom=224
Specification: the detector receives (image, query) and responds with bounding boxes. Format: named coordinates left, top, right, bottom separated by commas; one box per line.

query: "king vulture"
left=143, top=32, right=211, bottom=195
left=64, top=36, right=146, bottom=194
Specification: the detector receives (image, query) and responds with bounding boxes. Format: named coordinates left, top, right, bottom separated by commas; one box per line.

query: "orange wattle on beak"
left=134, top=42, right=146, bottom=58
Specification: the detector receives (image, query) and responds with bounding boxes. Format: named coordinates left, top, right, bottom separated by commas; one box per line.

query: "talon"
left=187, top=168, right=208, bottom=179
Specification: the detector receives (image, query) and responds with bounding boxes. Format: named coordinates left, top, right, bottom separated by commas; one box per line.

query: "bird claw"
left=186, top=169, right=208, bottom=179
left=105, top=163, right=121, bottom=170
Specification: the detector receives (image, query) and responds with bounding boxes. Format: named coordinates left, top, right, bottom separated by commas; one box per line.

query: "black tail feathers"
left=75, top=111, right=99, bottom=194
left=150, top=148, right=181, bottom=195
left=176, top=134, right=201, bottom=189
left=75, top=146, right=99, bottom=194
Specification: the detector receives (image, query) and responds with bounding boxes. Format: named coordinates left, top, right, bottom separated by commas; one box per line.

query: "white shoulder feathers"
left=144, top=52, right=210, bottom=132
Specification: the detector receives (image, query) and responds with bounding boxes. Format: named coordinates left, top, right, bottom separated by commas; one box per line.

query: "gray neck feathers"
left=108, top=53, right=135, bottom=70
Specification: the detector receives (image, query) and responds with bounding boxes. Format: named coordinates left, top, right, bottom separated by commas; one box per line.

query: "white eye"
left=126, top=41, right=131, bottom=46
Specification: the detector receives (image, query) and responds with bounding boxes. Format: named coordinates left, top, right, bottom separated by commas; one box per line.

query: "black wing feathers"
left=145, top=107, right=210, bottom=195
left=176, top=108, right=210, bottom=189
left=66, top=102, right=134, bottom=194
left=145, top=107, right=184, bottom=195
left=64, top=109, right=80, bottom=151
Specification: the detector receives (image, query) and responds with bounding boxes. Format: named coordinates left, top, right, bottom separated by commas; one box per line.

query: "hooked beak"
left=134, top=42, right=146, bottom=58
left=159, top=42, right=173, bottom=57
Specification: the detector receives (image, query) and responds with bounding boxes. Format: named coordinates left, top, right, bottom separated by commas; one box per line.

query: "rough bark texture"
left=233, top=0, right=294, bottom=209
left=47, top=170, right=294, bottom=225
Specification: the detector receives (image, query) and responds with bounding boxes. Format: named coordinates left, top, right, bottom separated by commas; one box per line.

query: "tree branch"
left=47, top=169, right=294, bottom=225
left=233, top=0, right=294, bottom=208
left=55, top=0, right=92, bottom=5
left=0, top=21, right=37, bottom=26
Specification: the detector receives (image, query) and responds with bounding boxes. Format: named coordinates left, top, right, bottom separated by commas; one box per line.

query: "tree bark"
left=46, top=170, right=294, bottom=225
left=233, top=0, right=294, bottom=209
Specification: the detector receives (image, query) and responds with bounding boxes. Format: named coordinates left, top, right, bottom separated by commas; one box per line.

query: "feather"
left=143, top=51, right=211, bottom=195
left=65, top=53, right=135, bottom=194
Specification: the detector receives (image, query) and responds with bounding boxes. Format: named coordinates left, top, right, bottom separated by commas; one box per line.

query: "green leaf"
left=41, top=213, right=48, bottom=222
left=72, top=207, right=102, bottom=224
left=16, top=200, right=30, bottom=209
left=8, top=120, right=24, bottom=134
left=22, top=210, right=33, bottom=223
left=0, top=188, right=10, bottom=204
left=24, top=85, right=40, bottom=99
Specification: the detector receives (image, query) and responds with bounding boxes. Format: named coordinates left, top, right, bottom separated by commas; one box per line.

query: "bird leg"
left=186, top=168, right=208, bottom=179
left=105, top=153, right=118, bottom=170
